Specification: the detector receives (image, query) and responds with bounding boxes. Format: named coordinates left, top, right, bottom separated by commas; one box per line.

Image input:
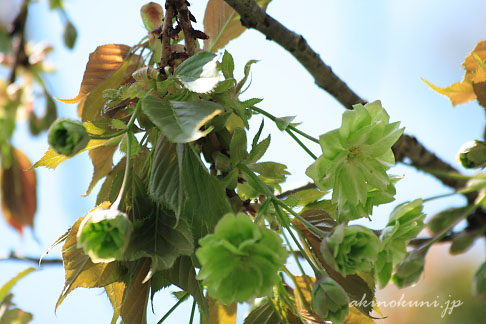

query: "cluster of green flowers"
left=196, top=212, right=287, bottom=305
left=306, top=100, right=403, bottom=221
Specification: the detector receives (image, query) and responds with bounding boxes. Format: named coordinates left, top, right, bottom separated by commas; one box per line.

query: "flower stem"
left=157, top=292, right=189, bottom=324
left=188, top=298, right=196, bottom=324
left=111, top=131, right=132, bottom=211
left=286, top=128, right=317, bottom=160
left=250, top=106, right=320, bottom=143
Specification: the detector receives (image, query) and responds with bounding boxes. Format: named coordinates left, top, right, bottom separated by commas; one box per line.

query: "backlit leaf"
left=83, top=143, right=118, bottom=196
left=140, top=2, right=163, bottom=32
left=105, top=282, right=126, bottom=324
left=205, top=295, right=236, bottom=324
left=203, top=0, right=272, bottom=52
left=56, top=202, right=125, bottom=310
left=142, top=94, right=223, bottom=143
left=173, top=52, right=220, bottom=93
left=32, top=139, right=110, bottom=169
left=0, top=267, right=35, bottom=303
left=0, top=148, right=36, bottom=234
left=120, top=259, right=150, bottom=324
left=342, top=307, right=376, bottom=324
left=57, top=44, right=131, bottom=105
left=423, top=79, right=476, bottom=106
left=0, top=308, right=32, bottom=324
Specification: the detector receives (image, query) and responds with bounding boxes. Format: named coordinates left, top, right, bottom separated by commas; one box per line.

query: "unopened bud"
left=48, top=118, right=89, bottom=156
left=457, top=140, right=486, bottom=169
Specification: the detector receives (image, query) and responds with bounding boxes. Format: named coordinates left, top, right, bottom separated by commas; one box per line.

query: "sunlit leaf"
left=120, top=259, right=150, bottom=324
left=173, top=52, right=220, bottom=93
left=0, top=148, right=36, bottom=234
left=57, top=44, right=130, bottom=105
left=204, top=295, right=236, bottom=324
left=0, top=308, right=32, bottom=324
left=105, top=282, right=125, bottom=324
left=140, top=2, right=163, bottom=32
left=0, top=267, right=35, bottom=304
left=82, top=143, right=118, bottom=196
left=243, top=300, right=281, bottom=324
left=203, top=0, right=272, bottom=52
left=142, top=94, right=223, bottom=143
left=423, top=79, right=476, bottom=106
left=32, top=139, right=109, bottom=170
left=342, top=306, right=376, bottom=324
left=56, top=202, right=125, bottom=310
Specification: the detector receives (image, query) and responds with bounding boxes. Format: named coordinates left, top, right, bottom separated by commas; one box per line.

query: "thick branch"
left=224, top=0, right=467, bottom=193
left=174, top=0, right=196, bottom=56
left=159, top=2, right=175, bottom=69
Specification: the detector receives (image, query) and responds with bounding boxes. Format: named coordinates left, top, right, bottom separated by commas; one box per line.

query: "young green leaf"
left=142, top=95, right=223, bottom=143
left=229, top=127, right=247, bottom=166
left=174, top=52, right=220, bottom=93
left=222, top=50, right=235, bottom=79
left=0, top=267, right=35, bottom=304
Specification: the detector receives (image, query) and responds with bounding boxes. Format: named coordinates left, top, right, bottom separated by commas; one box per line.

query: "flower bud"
left=48, top=118, right=89, bottom=156
left=77, top=208, right=132, bottom=263
left=473, top=262, right=486, bottom=300
left=311, top=276, right=349, bottom=323
left=457, top=140, right=486, bottom=169
left=196, top=212, right=287, bottom=305
left=392, top=250, right=426, bottom=288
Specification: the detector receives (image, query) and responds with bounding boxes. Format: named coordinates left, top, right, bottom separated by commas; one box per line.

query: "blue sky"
left=1, top=0, right=486, bottom=323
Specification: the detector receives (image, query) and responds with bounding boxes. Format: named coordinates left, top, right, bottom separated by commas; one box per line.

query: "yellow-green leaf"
left=463, top=40, right=486, bottom=81
left=0, top=267, right=35, bottom=303
left=0, top=308, right=33, bottom=324
left=205, top=295, right=236, bottom=324
left=203, top=0, right=272, bottom=52
left=57, top=44, right=130, bottom=104
left=293, top=275, right=315, bottom=311
left=342, top=306, right=375, bottom=324
left=56, top=202, right=124, bottom=310
left=473, top=68, right=486, bottom=108
left=423, top=79, right=476, bottom=106
left=32, top=139, right=109, bottom=170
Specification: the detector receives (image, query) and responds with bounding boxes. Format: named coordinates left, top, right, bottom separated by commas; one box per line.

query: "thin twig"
left=0, top=252, right=63, bottom=265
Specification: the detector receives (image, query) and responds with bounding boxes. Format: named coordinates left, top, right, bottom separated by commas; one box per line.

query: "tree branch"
left=0, top=251, right=63, bottom=266
left=224, top=0, right=467, bottom=193
left=173, top=0, right=196, bottom=56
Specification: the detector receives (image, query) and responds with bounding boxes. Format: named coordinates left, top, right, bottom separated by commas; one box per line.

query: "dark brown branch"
left=173, top=0, right=196, bottom=56
left=223, top=0, right=468, bottom=193
left=0, top=251, right=63, bottom=266
left=159, top=1, right=176, bottom=69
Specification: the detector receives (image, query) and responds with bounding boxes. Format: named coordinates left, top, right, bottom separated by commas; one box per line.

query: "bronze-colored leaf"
left=105, top=282, right=126, bottom=324
left=57, top=44, right=130, bottom=104
left=473, top=68, right=486, bottom=108
left=463, top=40, right=486, bottom=81
left=56, top=201, right=124, bottom=310
left=82, top=143, right=118, bottom=196
left=0, top=148, right=36, bottom=235
left=141, top=2, right=163, bottom=32
left=205, top=295, right=237, bottom=324
left=120, top=259, right=151, bottom=324
left=293, top=275, right=315, bottom=310
left=203, top=0, right=272, bottom=52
